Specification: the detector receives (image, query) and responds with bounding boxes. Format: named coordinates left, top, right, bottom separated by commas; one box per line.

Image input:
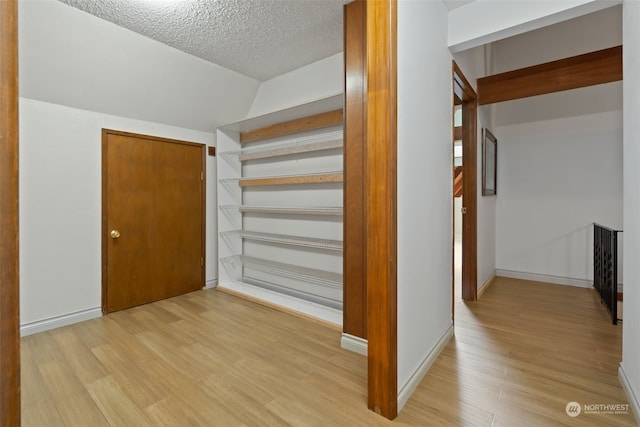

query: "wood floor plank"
left=85, top=375, right=153, bottom=426
left=37, top=358, right=86, bottom=398
left=49, top=328, right=108, bottom=384
left=53, top=391, right=110, bottom=427
left=22, top=399, right=65, bottom=427
left=20, top=278, right=637, bottom=426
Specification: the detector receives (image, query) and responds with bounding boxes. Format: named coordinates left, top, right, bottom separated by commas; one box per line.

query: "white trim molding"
left=217, top=281, right=342, bottom=327
left=398, top=325, right=454, bottom=411
left=496, top=269, right=592, bottom=288
left=341, top=333, right=367, bottom=356
left=478, top=273, right=496, bottom=299
left=205, top=278, right=218, bottom=289
left=619, top=365, right=640, bottom=425
left=21, top=306, right=102, bottom=337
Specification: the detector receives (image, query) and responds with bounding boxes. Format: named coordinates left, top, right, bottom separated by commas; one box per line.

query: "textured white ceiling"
left=57, top=0, right=345, bottom=82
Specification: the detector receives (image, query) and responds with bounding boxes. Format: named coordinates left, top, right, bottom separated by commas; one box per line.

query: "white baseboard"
left=398, top=325, right=454, bottom=411
left=21, top=307, right=102, bottom=337
left=619, top=365, right=640, bottom=425
left=217, top=281, right=342, bottom=327
left=205, top=279, right=218, bottom=289
left=341, top=333, right=367, bottom=356
left=477, top=273, right=496, bottom=299
left=496, top=269, right=592, bottom=288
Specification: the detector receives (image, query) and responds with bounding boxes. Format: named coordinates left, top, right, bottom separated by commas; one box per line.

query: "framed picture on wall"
left=482, top=128, right=497, bottom=196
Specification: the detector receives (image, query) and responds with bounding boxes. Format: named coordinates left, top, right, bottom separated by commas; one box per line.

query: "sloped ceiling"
left=57, top=0, right=345, bottom=81
left=442, top=0, right=475, bottom=11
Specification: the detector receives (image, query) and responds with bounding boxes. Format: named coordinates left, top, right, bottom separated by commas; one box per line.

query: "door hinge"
left=461, top=207, right=467, bottom=214
left=201, top=171, right=204, bottom=181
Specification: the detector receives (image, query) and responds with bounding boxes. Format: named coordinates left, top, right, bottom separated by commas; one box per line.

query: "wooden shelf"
left=239, top=172, right=343, bottom=187
left=219, top=205, right=343, bottom=216
left=240, top=109, right=343, bottom=143
left=221, top=230, right=342, bottom=251
left=239, top=137, right=343, bottom=162
left=221, top=255, right=342, bottom=288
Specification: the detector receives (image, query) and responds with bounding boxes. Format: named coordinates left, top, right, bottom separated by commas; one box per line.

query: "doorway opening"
left=453, top=105, right=463, bottom=303
left=452, top=62, right=478, bottom=316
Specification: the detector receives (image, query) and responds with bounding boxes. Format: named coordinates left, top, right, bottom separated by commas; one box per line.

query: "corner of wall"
left=247, top=53, right=344, bottom=118
left=619, top=365, right=640, bottom=425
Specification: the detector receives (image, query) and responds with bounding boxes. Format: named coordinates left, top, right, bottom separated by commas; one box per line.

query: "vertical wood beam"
left=343, top=0, right=367, bottom=339
left=0, top=0, right=21, bottom=424
left=366, top=0, right=397, bottom=419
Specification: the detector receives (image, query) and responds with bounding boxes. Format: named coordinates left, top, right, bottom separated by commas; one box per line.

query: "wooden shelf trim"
left=239, top=172, right=343, bottom=187
left=220, top=205, right=343, bottom=216
left=477, top=45, right=622, bottom=105
left=453, top=126, right=462, bottom=141
left=239, top=138, right=343, bottom=161
left=221, top=230, right=343, bottom=251
left=240, top=109, right=344, bottom=144
left=221, top=255, right=343, bottom=288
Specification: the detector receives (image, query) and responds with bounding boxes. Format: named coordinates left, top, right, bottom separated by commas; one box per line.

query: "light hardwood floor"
left=22, top=278, right=638, bottom=426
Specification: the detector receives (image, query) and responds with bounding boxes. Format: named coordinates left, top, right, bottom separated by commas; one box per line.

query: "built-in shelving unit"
left=221, top=230, right=342, bottom=251
left=216, top=95, right=344, bottom=324
left=219, top=205, right=343, bottom=216
left=221, top=255, right=343, bottom=288
left=239, top=171, right=343, bottom=187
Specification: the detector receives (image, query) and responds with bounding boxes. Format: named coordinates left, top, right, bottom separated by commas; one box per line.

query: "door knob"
left=111, top=230, right=121, bottom=239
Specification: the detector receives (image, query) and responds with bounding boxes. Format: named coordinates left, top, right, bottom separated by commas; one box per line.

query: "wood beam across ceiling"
left=477, top=45, right=622, bottom=105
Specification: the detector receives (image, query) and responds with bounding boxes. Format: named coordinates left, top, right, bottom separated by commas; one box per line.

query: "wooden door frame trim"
left=0, top=1, right=20, bottom=423
left=101, top=129, right=207, bottom=314
left=453, top=61, right=478, bottom=302
left=343, top=0, right=367, bottom=339
left=366, top=0, right=398, bottom=419
left=477, top=45, right=622, bottom=105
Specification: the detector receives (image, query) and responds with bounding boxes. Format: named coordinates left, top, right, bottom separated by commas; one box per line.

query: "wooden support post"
left=0, top=0, right=21, bottom=424
left=366, top=0, right=398, bottom=419
left=343, top=0, right=367, bottom=339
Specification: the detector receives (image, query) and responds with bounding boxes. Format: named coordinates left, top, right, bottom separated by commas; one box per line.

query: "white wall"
left=491, top=5, right=622, bottom=127
left=621, top=0, right=640, bottom=420
left=448, top=0, right=620, bottom=53
left=19, top=98, right=216, bottom=334
left=491, top=5, right=622, bottom=74
left=453, top=46, right=497, bottom=290
left=19, top=0, right=259, bottom=132
left=486, top=4, right=623, bottom=288
left=494, top=110, right=623, bottom=285
left=18, top=0, right=262, bottom=334
left=397, top=0, right=453, bottom=408
left=247, top=53, right=343, bottom=118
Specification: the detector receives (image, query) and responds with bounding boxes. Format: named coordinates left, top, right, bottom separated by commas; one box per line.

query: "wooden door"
left=102, top=130, right=205, bottom=313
